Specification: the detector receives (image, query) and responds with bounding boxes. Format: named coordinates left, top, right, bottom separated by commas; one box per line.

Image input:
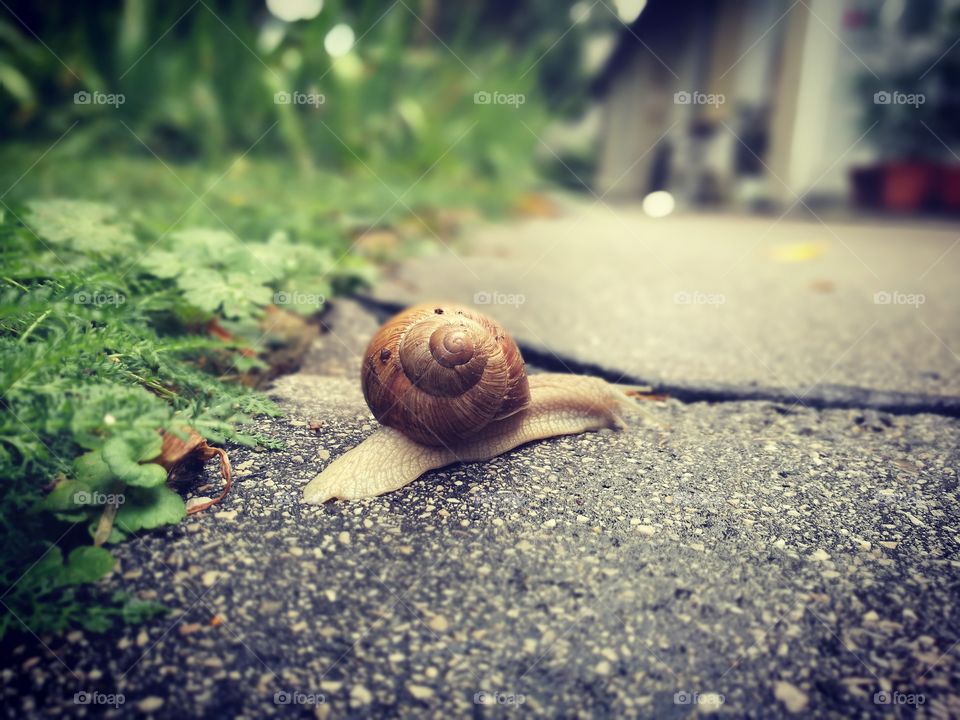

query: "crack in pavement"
left=355, top=295, right=960, bottom=419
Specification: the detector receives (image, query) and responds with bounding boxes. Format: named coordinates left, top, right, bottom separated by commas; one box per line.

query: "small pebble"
left=137, top=697, right=165, bottom=713
left=427, top=615, right=450, bottom=633
left=186, top=497, right=214, bottom=512
left=408, top=684, right=434, bottom=700
left=774, top=681, right=808, bottom=713
left=349, top=684, right=372, bottom=707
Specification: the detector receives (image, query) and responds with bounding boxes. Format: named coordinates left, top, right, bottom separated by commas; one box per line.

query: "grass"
left=0, top=146, right=542, bottom=641
left=0, top=0, right=581, bottom=646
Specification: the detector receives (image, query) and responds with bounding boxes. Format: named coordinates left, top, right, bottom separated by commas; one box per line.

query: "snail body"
left=303, top=303, right=633, bottom=503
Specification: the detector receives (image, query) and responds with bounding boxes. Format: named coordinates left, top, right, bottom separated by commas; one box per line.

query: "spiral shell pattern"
left=361, top=304, right=530, bottom=446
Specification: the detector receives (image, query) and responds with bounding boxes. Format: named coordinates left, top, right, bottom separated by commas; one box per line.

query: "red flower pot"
left=939, top=165, right=960, bottom=213
left=882, top=162, right=936, bottom=212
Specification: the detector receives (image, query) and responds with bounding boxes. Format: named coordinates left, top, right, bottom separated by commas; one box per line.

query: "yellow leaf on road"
left=769, top=242, right=827, bottom=263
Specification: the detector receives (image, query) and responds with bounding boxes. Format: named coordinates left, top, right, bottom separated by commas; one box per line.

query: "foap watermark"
left=73, top=490, right=125, bottom=506
left=874, top=690, right=925, bottom=706
left=474, top=290, right=525, bottom=307
left=74, top=90, right=125, bottom=107
left=472, top=489, right=526, bottom=514
left=876, top=488, right=923, bottom=509
left=674, top=691, right=725, bottom=707
left=273, top=690, right=325, bottom=706
left=873, top=290, right=925, bottom=308
left=273, top=290, right=326, bottom=309
left=74, top=291, right=126, bottom=306
left=474, top=691, right=526, bottom=706
left=274, top=91, right=325, bottom=107
left=873, top=90, right=925, bottom=108
left=474, top=90, right=525, bottom=108
left=671, top=488, right=724, bottom=509
left=674, top=291, right=726, bottom=307
left=74, top=691, right=125, bottom=708
left=674, top=90, right=725, bottom=107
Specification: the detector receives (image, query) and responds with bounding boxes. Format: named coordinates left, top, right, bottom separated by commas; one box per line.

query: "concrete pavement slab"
left=368, top=206, right=960, bottom=401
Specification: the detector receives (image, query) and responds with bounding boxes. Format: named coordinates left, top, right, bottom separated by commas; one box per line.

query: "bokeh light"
left=324, top=23, right=355, bottom=58
left=265, top=0, right=323, bottom=23
left=614, top=0, right=647, bottom=23
left=642, top=190, right=675, bottom=218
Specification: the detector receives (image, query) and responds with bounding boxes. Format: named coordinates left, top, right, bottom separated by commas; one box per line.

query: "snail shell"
left=361, top=304, right=529, bottom=446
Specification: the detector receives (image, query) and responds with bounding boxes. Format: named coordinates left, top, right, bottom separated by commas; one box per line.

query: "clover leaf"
left=101, top=437, right=167, bottom=487
left=178, top=269, right=273, bottom=320
left=60, top=546, right=116, bottom=585
left=115, top=485, right=186, bottom=532
left=27, top=200, right=135, bottom=253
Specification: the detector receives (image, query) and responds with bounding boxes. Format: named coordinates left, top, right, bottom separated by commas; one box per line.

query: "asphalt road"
left=3, top=298, right=959, bottom=719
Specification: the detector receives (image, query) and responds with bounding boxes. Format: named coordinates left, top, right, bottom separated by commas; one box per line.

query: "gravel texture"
left=3, top=297, right=959, bottom=719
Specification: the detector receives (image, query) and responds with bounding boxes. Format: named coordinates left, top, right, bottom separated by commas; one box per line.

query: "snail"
left=303, top=303, right=634, bottom=503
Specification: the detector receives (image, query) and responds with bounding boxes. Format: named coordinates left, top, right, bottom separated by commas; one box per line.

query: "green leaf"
left=170, top=228, right=239, bottom=259
left=139, top=248, right=184, bottom=278
left=143, top=228, right=284, bottom=285
left=69, top=384, right=172, bottom=451
left=233, top=354, right=269, bottom=372
left=26, top=200, right=135, bottom=253
left=284, top=283, right=330, bottom=315
left=332, top=253, right=378, bottom=288
left=178, top=269, right=272, bottom=320
left=39, top=479, right=92, bottom=511
left=121, top=598, right=168, bottom=624
left=115, top=485, right=186, bottom=532
left=102, top=437, right=167, bottom=487
left=81, top=614, right=113, bottom=633
left=0, top=62, right=34, bottom=105
left=60, top=546, right=116, bottom=585
left=54, top=511, right=90, bottom=523
left=128, top=430, right=163, bottom=462
left=20, top=546, right=66, bottom=593
left=73, top=450, right=116, bottom=488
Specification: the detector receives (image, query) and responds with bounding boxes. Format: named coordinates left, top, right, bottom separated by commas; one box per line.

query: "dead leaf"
left=157, top=427, right=232, bottom=515
left=515, top=191, right=562, bottom=218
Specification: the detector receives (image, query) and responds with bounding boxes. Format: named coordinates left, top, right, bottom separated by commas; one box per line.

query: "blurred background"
left=2, top=0, right=960, bottom=216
